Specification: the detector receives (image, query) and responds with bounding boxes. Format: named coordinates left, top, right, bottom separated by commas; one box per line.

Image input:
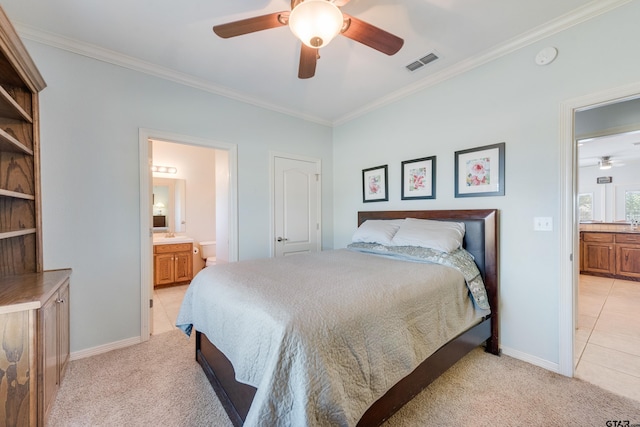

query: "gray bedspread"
left=176, top=249, right=487, bottom=427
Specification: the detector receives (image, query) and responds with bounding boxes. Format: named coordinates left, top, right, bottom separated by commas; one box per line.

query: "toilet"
left=199, top=241, right=217, bottom=267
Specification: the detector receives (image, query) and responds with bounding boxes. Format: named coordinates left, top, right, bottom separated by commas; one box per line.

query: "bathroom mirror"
left=153, top=178, right=186, bottom=233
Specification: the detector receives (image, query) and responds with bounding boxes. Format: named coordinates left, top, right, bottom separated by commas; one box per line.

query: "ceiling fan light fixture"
left=289, top=0, right=344, bottom=48
left=599, top=156, right=612, bottom=170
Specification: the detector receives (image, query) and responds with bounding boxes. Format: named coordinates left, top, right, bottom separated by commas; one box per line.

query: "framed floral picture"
left=362, top=165, right=388, bottom=203
left=454, top=143, right=505, bottom=197
left=401, top=156, right=436, bottom=200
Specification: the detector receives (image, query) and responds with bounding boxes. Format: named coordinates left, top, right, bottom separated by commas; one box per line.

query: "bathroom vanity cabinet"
left=154, top=242, right=193, bottom=287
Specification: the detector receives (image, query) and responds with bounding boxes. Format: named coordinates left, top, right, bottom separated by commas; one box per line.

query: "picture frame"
left=401, top=156, right=436, bottom=200
left=454, top=142, right=505, bottom=198
left=362, top=165, right=388, bottom=203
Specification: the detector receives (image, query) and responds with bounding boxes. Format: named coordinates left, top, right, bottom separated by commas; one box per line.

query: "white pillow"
left=391, top=218, right=465, bottom=253
left=351, top=219, right=404, bottom=246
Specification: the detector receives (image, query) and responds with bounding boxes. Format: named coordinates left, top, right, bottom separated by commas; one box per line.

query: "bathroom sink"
left=153, top=235, right=194, bottom=245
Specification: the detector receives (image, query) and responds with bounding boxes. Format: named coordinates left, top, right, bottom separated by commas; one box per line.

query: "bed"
left=177, top=209, right=499, bottom=426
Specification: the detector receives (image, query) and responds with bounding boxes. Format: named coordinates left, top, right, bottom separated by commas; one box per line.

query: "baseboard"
left=70, top=336, right=142, bottom=361
left=500, top=346, right=561, bottom=374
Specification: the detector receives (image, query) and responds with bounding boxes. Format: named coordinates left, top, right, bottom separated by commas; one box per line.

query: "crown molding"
left=14, top=23, right=332, bottom=127
left=13, top=0, right=630, bottom=128
left=333, top=0, right=632, bottom=126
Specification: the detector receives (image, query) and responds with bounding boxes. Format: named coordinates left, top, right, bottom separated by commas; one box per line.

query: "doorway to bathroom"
left=138, top=128, right=238, bottom=340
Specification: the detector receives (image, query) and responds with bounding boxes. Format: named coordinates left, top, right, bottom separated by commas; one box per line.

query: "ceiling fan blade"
left=298, top=45, right=318, bottom=79
left=213, top=12, right=288, bottom=38
left=332, top=0, right=352, bottom=6
left=341, top=14, right=404, bottom=55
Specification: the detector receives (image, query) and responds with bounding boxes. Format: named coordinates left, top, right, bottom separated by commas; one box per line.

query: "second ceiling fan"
left=213, top=0, right=404, bottom=79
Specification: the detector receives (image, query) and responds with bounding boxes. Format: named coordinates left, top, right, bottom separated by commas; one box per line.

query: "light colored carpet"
left=48, top=330, right=640, bottom=426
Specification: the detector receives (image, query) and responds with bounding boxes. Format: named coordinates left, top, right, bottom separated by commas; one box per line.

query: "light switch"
left=534, top=217, right=553, bottom=231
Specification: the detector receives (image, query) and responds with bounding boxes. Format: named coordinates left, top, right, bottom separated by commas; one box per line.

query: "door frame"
left=269, top=152, right=322, bottom=257
left=558, top=81, right=640, bottom=376
left=138, top=128, right=239, bottom=341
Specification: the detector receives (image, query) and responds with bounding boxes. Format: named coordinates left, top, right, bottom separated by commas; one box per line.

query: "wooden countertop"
left=0, top=269, right=71, bottom=314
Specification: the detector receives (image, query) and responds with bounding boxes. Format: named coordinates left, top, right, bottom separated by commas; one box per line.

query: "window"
left=578, top=193, right=593, bottom=221
left=626, top=190, right=640, bottom=220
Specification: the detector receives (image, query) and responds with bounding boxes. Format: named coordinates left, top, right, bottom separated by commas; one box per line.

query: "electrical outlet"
left=534, top=217, right=553, bottom=231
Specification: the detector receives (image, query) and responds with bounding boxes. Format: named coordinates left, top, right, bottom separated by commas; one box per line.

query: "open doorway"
left=138, top=129, right=238, bottom=340
left=573, top=97, right=640, bottom=401
left=559, top=83, right=640, bottom=382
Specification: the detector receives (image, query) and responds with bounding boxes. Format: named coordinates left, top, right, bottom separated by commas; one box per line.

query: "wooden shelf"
left=0, top=228, right=36, bottom=240
left=0, top=84, right=32, bottom=122
left=0, top=7, right=65, bottom=426
left=0, top=126, right=32, bottom=154
left=0, top=188, right=35, bottom=200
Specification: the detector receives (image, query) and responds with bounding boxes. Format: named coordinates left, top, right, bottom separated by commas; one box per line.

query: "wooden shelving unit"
left=0, top=84, right=33, bottom=121
left=0, top=7, right=45, bottom=277
left=0, top=126, right=33, bottom=154
left=0, top=6, right=71, bottom=427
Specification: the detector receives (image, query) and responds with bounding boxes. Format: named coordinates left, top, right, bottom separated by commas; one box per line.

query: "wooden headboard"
left=358, top=209, right=499, bottom=354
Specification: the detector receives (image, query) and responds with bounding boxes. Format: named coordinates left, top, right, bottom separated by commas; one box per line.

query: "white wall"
left=31, top=41, right=333, bottom=353
left=333, top=2, right=640, bottom=367
left=575, top=97, right=640, bottom=137
left=579, top=158, right=640, bottom=222
left=215, top=150, right=230, bottom=264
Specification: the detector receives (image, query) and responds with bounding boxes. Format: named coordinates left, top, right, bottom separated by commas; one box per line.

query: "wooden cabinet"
left=0, top=8, right=71, bottom=426
left=582, top=232, right=615, bottom=275
left=154, top=243, right=193, bottom=287
left=40, top=277, right=70, bottom=423
left=0, top=269, right=71, bottom=426
left=615, top=234, right=640, bottom=279
left=581, top=231, right=640, bottom=281
left=0, top=309, right=34, bottom=425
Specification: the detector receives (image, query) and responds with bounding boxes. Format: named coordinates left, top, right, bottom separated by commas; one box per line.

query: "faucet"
left=165, top=230, right=175, bottom=238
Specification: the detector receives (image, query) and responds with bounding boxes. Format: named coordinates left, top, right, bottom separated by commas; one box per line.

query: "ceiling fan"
left=599, top=156, right=625, bottom=169
left=213, top=0, right=404, bottom=79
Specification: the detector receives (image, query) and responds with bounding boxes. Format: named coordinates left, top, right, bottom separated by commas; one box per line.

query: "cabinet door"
left=174, top=251, right=192, bottom=283
left=579, top=234, right=584, bottom=272
left=616, top=245, right=640, bottom=279
left=154, top=253, right=175, bottom=286
left=57, top=281, right=70, bottom=379
left=583, top=242, right=615, bottom=274
left=41, top=294, right=58, bottom=422
left=0, top=311, right=34, bottom=426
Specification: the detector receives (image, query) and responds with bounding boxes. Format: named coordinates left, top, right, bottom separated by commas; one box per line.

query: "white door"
left=273, top=156, right=321, bottom=257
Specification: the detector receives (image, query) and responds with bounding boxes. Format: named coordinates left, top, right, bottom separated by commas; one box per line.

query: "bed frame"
left=194, top=209, right=500, bottom=426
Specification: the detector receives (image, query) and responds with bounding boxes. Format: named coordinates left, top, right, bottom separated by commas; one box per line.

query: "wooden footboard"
left=196, top=330, right=256, bottom=426
left=357, top=318, right=492, bottom=426
left=197, top=318, right=492, bottom=427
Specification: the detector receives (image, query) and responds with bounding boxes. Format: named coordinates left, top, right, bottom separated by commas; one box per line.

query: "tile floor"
left=152, top=284, right=189, bottom=335
left=575, top=274, right=640, bottom=402
left=151, top=275, right=640, bottom=403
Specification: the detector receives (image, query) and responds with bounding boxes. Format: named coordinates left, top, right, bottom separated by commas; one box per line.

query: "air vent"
left=405, top=52, right=439, bottom=72
left=406, top=61, right=423, bottom=71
